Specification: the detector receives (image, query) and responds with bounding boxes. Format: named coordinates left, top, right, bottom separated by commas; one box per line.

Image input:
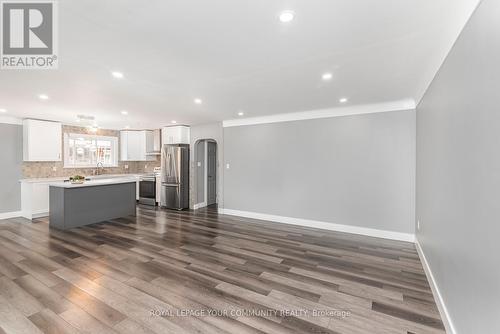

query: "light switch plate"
left=197, top=162, right=202, bottom=167
left=226, top=163, right=230, bottom=169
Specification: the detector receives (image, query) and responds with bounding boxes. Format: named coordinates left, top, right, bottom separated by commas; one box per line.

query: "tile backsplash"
left=22, top=125, right=160, bottom=179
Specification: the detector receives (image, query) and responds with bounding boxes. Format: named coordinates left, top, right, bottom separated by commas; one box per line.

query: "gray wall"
left=416, top=1, right=500, bottom=333
left=195, top=140, right=205, bottom=204
left=224, top=110, right=416, bottom=234
left=0, top=123, right=22, bottom=214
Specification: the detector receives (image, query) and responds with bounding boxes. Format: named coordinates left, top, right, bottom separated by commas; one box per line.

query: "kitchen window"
left=64, top=133, right=118, bottom=168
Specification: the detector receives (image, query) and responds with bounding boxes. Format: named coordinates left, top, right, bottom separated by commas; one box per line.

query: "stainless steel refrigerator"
left=160, top=144, right=189, bottom=210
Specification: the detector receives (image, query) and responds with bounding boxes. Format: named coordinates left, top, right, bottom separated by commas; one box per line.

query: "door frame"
left=206, top=140, right=217, bottom=206
left=193, top=139, right=217, bottom=209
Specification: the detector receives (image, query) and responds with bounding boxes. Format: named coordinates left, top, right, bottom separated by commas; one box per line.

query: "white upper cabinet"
left=162, top=126, right=190, bottom=145
left=23, top=119, right=62, bottom=161
left=146, top=129, right=161, bottom=154
left=120, top=130, right=156, bottom=161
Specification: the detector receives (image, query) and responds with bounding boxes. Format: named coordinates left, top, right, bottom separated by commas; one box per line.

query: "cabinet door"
left=162, top=126, right=190, bottom=145
left=145, top=130, right=154, bottom=153
left=137, top=131, right=147, bottom=160
left=120, top=131, right=129, bottom=161
left=32, top=183, right=50, bottom=215
left=156, top=176, right=161, bottom=203
left=178, top=127, right=190, bottom=144
left=24, top=120, right=62, bottom=161
left=161, top=128, right=174, bottom=144
left=130, top=131, right=145, bottom=160
left=121, top=131, right=151, bottom=161
left=123, top=131, right=141, bottom=161
left=144, top=131, right=157, bottom=161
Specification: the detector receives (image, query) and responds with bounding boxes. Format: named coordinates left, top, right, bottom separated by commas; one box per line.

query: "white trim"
left=32, top=211, right=49, bottom=218
left=0, top=116, right=22, bottom=125
left=0, top=211, right=22, bottom=220
left=416, top=239, right=456, bottom=334
left=219, top=208, right=415, bottom=242
left=204, top=141, right=208, bottom=204
left=194, top=202, right=208, bottom=210
left=222, top=99, right=416, bottom=128
left=20, top=211, right=49, bottom=220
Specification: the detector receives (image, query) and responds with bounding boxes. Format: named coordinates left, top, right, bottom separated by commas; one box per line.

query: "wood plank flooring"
left=0, top=205, right=444, bottom=334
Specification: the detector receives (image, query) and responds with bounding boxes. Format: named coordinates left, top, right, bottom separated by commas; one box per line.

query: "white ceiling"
left=0, top=0, right=480, bottom=129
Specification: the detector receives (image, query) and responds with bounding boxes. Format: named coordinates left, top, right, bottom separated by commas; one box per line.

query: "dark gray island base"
left=49, top=181, right=136, bottom=230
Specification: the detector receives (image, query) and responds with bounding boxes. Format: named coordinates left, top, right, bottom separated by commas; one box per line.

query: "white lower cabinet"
left=156, top=175, right=161, bottom=204
left=137, top=180, right=140, bottom=201
left=21, top=182, right=50, bottom=219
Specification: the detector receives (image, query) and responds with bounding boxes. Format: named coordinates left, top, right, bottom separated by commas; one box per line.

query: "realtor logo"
left=1, top=0, right=58, bottom=69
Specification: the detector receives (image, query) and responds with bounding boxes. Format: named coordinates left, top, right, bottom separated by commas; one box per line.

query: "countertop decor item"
left=69, top=175, right=85, bottom=184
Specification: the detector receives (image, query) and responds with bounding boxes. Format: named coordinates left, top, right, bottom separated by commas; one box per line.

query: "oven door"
left=139, top=179, right=156, bottom=205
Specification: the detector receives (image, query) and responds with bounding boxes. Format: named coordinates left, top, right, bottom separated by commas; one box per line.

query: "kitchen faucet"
left=95, top=162, right=104, bottom=175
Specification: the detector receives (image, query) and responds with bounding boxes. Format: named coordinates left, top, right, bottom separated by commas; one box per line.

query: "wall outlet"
left=197, top=161, right=202, bottom=167
left=145, top=165, right=148, bottom=169
left=417, top=220, right=421, bottom=231
left=52, top=166, right=57, bottom=172
left=124, top=165, right=129, bottom=170
left=226, top=163, right=230, bottom=169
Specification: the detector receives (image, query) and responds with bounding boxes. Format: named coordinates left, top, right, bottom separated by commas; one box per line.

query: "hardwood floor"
left=0, top=205, right=444, bottom=334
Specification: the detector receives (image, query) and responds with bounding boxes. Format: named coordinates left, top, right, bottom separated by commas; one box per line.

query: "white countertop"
left=48, top=176, right=140, bottom=188
left=20, top=174, right=144, bottom=184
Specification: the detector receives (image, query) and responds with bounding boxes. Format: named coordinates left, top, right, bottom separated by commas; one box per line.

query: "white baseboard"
left=32, top=212, right=49, bottom=219
left=0, top=211, right=22, bottom=220
left=19, top=211, right=49, bottom=220
left=219, top=208, right=415, bottom=242
left=194, top=202, right=208, bottom=210
left=416, top=239, right=456, bottom=334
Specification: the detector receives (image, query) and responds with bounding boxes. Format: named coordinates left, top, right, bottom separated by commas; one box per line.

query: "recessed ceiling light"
left=194, top=98, right=202, bottom=105
left=171, top=120, right=177, bottom=124
left=111, top=71, right=124, bottom=79
left=322, top=73, right=333, bottom=81
left=0, top=108, right=6, bottom=113
left=238, top=111, right=244, bottom=116
left=120, top=110, right=128, bottom=115
left=339, top=97, right=348, bottom=103
left=279, top=10, right=295, bottom=23
left=38, top=94, right=49, bottom=100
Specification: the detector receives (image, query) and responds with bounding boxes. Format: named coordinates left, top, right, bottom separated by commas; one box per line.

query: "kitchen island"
left=49, top=177, right=137, bottom=230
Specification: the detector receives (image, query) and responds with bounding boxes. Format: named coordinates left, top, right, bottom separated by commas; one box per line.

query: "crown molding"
left=223, top=99, right=415, bottom=128
left=0, top=116, right=22, bottom=125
